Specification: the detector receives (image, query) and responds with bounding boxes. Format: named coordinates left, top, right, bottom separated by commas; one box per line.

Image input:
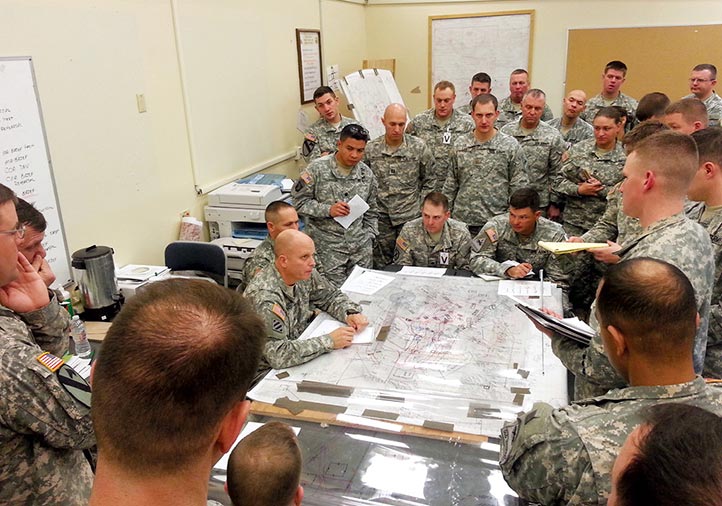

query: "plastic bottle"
left=59, top=289, right=74, bottom=316
left=71, top=315, right=92, bottom=358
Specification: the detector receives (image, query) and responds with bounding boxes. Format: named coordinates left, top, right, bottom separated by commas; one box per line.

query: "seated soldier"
left=244, top=229, right=368, bottom=379
left=394, top=191, right=471, bottom=270
left=15, top=198, right=56, bottom=287
left=227, top=421, right=303, bottom=506
left=635, top=92, right=670, bottom=123
left=501, top=258, right=722, bottom=505
left=664, top=97, right=709, bottom=134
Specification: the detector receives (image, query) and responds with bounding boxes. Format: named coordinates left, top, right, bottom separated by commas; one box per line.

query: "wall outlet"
left=295, top=146, right=302, bottom=161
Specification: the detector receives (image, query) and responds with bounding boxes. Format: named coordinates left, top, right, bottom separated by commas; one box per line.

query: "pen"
left=539, top=268, right=544, bottom=310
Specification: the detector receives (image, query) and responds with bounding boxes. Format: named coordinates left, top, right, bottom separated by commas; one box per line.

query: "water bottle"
left=71, top=315, right=92, bottom=358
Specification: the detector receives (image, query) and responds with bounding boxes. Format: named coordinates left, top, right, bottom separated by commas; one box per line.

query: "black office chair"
left=164, top=241, right=228, bottom=287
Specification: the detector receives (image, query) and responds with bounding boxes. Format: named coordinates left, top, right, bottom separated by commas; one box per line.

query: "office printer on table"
left=204, top=174, right=293, bottom=287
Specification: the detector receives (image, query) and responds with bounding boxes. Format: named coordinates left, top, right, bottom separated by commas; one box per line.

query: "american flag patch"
left=300, top=172, right=312, bottom=184
left=36, top=352, right=64, bottom=372
left=272, top=303, right=286, bottom=320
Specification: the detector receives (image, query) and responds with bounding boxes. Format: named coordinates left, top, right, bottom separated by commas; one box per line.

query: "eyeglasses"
left=0, top=223, right=26, bottom=239
left=689, top=78, right=712, bottom=83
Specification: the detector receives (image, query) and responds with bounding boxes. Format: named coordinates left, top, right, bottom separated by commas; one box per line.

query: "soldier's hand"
left=506, top=263, right=533, bottom=279
left=346, top=313, right=368, bottom=332
left=567, top=236, right=584, bottom=243
left=591, top=240, right=621, bottom=264
left=0, top=253, right=50, bottom=313
left=330, top=326, right=354, bottom=349
left=578, top=181, right=604, bottom=196
left=329, top=201, right=350, bottom=217
left=32, top=254, right=56, bottom=287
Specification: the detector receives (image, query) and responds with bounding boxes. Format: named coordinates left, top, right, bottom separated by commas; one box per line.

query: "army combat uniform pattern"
left=500, top=119, right=566, bottom=208
left=500, top=378, right=722, bottom=506
left=0, top=298, right=95, bottom=506
left=394, top=217, right=471, bottom=270
left=581, top=93, right=638, bottom=124
left=292, top=154, right=378, bottom=287
left=364, top=133, right=435, bottom=267
left=443, top=131, right=529, bottom=228
left=302, top=115, right=360, bottom=163
left=244, top=265, right=361, bottom=374
left=405, top=108, right=474, bottom=192
left=552, top=213, right=714, bottom=399
left=580, top=181, right=641, bottom=246
left=496, top=96, right=554, bottom=129
left=684, top=92, right=722, bottom=127
left=546, top=117, right=594, bottom=150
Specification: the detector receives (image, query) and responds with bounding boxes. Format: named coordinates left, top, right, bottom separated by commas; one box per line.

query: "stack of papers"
left=538, top=241, right=608, bottom=255
left=516, top=304, right=595, bottom=345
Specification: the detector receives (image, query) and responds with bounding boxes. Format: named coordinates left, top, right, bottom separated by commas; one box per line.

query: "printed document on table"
left=302, top=318, right=375, bottom=344
left=498, top=279, right=553, bottom=297
left=398, top=266, right=446, bottom=278
left=343, top=270, right=394, bottom=295
left=215, top=422, right=301, bottom=471
left=334, top=194, right=369, bottom=229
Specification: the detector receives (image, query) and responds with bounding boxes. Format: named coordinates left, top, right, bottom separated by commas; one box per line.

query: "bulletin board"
left=565, top=24, right=722, bottom=101
left=428, top=10, right=534, bottom=108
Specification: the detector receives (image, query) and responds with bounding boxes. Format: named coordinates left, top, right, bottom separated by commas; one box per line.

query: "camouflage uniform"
left=244, top=265, right=361, bottom=374
left=292, top=154, right=378, bottom=288
left=443, top=131, right=528, bottom=228
left=240, top=236, right=275, bottom=291
left=580, top=181, right=641, bottom=245
left=581, top=92, right=638, bottom=124
left=500, top=119, right=565, bottom=208
left=552, top=213, right=714, bottom=399
left=456, top=103, right=472, bottom=115
left=394, top=217, right=471, bottom=269
left=364, top=133, right=435, bottom=268
left=684, top=92, right=722, bottom=127
left=302, top=115, right=360, bottom=163
left=500, top=377, right=722, bottom=506
left=687, top=202, right=722, bottom=378
left=496, top=96, right=554, bottom=129
left=0, top=298, right=95, bottom=506
left=405, top=108, right=474, bottom=191
left=546, top=117, right=594, bottom=149
left=555, top=139, right=627, bottom=236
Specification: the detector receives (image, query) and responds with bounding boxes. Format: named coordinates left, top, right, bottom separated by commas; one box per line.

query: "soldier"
left=293, top=123, right=378, bottom=287
left=239, top=201, right=300, bottom=291
left=457, top=72, right=492, bottom=115
left=244, top=230, right=368, bottom=379
left=547, top=89, right=594, bottom=149
left=664, top=97, right=709, bottom=134
left=405, top=80, right=474, bottom=191
left=684, top=63, right=722, bottom=127
left=0, top=183, right=94, bottom=505
left=551, top=131, right=714, bottom=400
left=302, top=86, right=360, bottom=163
left=90, top=279, right=265, bottom=506
left=364, top=103, right=435, bottom=268
left=15, top=198, right=56, bottom=287
left=496, top=69, right=553, bottom=128
left=444, top=94, right=528, bottom=236
left=635, top=92, right=670, bottom=123
left=394, top=192, right=471, bottom=270
left=581, top=60, right=638, bottom=124
left=500, top=89, right=565, bottom=219
left=502, top=258, right=722, bottom=505
left=688, top=127, right=722, bottom=378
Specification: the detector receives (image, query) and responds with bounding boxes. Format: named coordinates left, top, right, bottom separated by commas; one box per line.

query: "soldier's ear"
left=605, top=324, right=628, bottom=360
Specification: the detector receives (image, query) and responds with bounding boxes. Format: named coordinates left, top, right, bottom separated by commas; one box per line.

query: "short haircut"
left=597, top=258, right=697, bottom=358
left=92, top=279, right=265, bottom=475
left=665, top=98, right=709, bottom=125
left=339, top=123, right=369, bottom=143
left=471, top=93, right=498, bottom=111
left=604, top=60, right=628, bottom=75
left=523, top=88, right=546, bottom=101
left=510, top=68, right=528, bottom=77
left=693, top=63, right=718, bottom=80
left=265, top=200, right=295, bottom=223
left=471, top=72, right=492, bottom=85
left=635, top=92, right=671, bottom=122
left=313, top=86, right=336, bottom=101
left=594, top=106, right=624, bottom=124
left=616, top=403, right=722, bottom=506
left=434, top=80, right=455, bottom=94
left=0, top=183, right=17, bottom=207
left=622, top=120, right=670, bottom=153
left=631, top=130, right=699, bottom=194
left=227, top=422, right=302, bottom=506
left=422, top=191, right=449, bottom=211
left=611, top=105, right=633, bottom=126
left=16, top=198, right=47, bottom=232
left=692, top=126, right=722, bottom=167
left=509, top=187, right=540, bottom=211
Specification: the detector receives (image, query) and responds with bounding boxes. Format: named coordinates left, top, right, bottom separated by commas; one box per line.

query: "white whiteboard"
left=339, top=69, right=408, bottom=140
left=430, top=11, right=534, bottom=108
left=0, top=57, right=71, bottom=286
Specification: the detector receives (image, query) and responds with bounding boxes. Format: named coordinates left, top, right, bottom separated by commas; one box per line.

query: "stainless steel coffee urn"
left=71, top=245, right=122, bottom=321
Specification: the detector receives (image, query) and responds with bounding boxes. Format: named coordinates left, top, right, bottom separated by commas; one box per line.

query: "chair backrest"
left=164, top=241, right=228, bottom=287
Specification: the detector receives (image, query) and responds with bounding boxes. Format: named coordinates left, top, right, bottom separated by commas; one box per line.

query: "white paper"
left=66, top=356, right=92, bottom=381
left=303, top=318, right=375, bottom=345
left=497, top=280, right=552, bottom=297
left=478, top=274, right=502, bottom=281
left=562, top=317, right=595, bottom=334
left=398, top=266, right=446, bottom=278
left=214, top=422, right=301, bottom=471
left=333, top=194, right=369, bottom=229
left=343, top=270, right=394, bottom=295
left=297, top=109, right=310, bottom=133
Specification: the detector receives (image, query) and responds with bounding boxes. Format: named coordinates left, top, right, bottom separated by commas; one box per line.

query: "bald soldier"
left=364, top=103, right=435, bottom=268
left=244, top=230, right=368, bottom=380
left=547, top=90, right=594, bottom=149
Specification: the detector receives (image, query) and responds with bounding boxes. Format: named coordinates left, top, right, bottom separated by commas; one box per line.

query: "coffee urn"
left=71, top=245, right=123, bottom=321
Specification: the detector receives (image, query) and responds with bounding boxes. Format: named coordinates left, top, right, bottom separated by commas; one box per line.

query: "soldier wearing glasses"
left=684, top=64, right=722, bottom=127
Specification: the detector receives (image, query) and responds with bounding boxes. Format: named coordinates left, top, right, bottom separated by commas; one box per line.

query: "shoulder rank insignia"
left=272, top=303, right=286, bottom=321
left=396, top=236, right=409, bottom=252
left=485, top=228, right=498, bottom=243
left=57, top=363, right=92, bottom=409
left=36, top=352, right=63, bottom=372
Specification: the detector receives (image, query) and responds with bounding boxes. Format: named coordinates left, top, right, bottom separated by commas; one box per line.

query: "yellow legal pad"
left=538, top=241, right=609, bottom=255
